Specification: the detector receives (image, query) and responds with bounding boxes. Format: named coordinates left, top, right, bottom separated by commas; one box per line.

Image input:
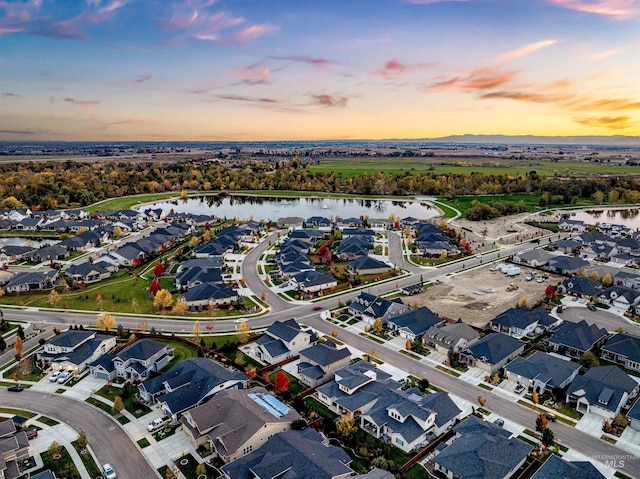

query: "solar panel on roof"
left=248, top=393, right=285, bottom=417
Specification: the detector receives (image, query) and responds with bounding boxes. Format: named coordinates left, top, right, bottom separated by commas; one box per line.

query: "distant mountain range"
left=399, top=134, right=640, bottom=146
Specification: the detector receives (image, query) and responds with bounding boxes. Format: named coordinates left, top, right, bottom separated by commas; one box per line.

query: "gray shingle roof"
left=602, top=333, right=640, bottom=364
left=221, top=429, right=352, bottom=479
left=505, top=351, right=581, bottom=388
left=114, top=339, right=166, bottom=362
left=386, top=306, right=442, bottom=336
left=547, top=320, right=608, bottom=353
left=299, top=342, right=350, bottom=367
left=531, top=454, right=605, bottom=479
left=462, top=333, right=524, bottom=365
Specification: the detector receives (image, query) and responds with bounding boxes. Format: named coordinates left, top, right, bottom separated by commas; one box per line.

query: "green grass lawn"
left=72, top=439, right=102, bottom=479
left=0, top=407, right=36, bottom=417
left=269, top=370, right=305, bottom=395
left=95, top=383, right=151, bottom=417
left=39, top=447, right=82, bottom=479
left=86, top=192, right=181, bottom=213
left=158, top=277, right=175, bottom=291
left=137, top=437, right=151, bottom=448
left=37, top=416, right=60, bottom=426
left=84, top=397, right=131, bottom=424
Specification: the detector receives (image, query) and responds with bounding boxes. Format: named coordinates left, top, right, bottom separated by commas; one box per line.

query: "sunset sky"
left=1, top=0, right=639, bottom=141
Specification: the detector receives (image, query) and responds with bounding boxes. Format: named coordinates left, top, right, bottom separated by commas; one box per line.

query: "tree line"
left=2, top=159, right=640, bottom=212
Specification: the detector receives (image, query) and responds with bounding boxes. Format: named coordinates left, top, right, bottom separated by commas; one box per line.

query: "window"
left=395, top=438, right=404, bottom=446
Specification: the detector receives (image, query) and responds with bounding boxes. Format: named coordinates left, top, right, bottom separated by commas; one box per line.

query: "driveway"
left=559, top=306, right=640, bottom=335
left=0, top=389, right=159, bottom=479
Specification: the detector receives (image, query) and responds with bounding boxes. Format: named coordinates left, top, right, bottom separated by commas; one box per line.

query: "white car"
left=514, top=384, right=525, bottom=394
left=147, top=417, right=167, bottom=432
left=49, top=371, right=61, bottom=382
left=102, top=463, right=116, bottom=479
left=57, top=371, right=72, bottom=384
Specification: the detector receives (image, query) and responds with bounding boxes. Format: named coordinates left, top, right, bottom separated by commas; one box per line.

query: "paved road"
left=0, top=389, right=158, bottom=479
left=559, top=305, right=640, bottom=335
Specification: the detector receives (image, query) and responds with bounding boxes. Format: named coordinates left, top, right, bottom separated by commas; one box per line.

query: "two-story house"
left=89, top=339, right=174, bottom=381
left=36, top=329, right=116, bottom=373
left=297, top=342, right=351, bottom=388
left=255, top=319, right=316, bottom=365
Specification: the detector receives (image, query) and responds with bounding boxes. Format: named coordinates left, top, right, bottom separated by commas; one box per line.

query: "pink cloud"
left=232, top=61, right=270, bottom=85
left=497, top=39, right=558, bottom=60
left=0, top=0, right=41, bottom=34
left=220, top=24, right=276, bottom=44
left=135, top=70, right=152, bottom=83
left=269, top=55, right=339, bottom=69
left=65, top=97, right=100, bottom=106
left=311, top=94, right=348, bottom=108
left=547, top=0, right=639, bottom=19
left=376, top=59, right=435, bottom=77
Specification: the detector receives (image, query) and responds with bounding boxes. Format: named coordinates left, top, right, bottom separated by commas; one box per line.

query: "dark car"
left=544, top=412, right=557, bottom=422
left=557, top=305, right=563, bottom=313
left=26, top=428, right=38, bottom=440
left=312, top=306, right=323, bottom=311
left=587, top=304, right=597, bottom=311
left=7, top=384, right=23, bottom=392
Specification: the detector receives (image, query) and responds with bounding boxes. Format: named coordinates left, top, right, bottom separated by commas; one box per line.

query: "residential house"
left=368, top=218, right=393, bottom=230
left=297, top=342, right=351, bottom=387
left=220, top=428, right=353, bottom=479
left=583, top=242, right=618, bottom=261
left=566, top=365, right=638, bottom=419
left=433, top=415, right=533, bottom=479
left=0, top=246, right=34, bottom=263
left=89, top=339, right=173, bottom=381
left=512, top=249, right=554, bottom=267
left=627, top=397, right=640, bottom=431
left=14, top=216, right=42, bottom=231
left=546, top=320, right=609, bottom=358
left=613, top=270, right=640, bottom=290
left=558, top=276, right=603, bottom=299
left=305, top=216, right=332, bottom=228
left=530, top=454, right=605, bottom=479
left=385, top=306, right=444, bottom=342
left=277, top=217, right=305, bottom=229
left=290, top=270, right=337, bottom=294
left=183, top=283, right=239, bottom=310
left=30, top=246, right=67, bottom=263
left=288, top=229, right=323, bottom=243
left=110, top=243, right=144, bottom=266
left=316, top=362, right=461, bottom=452
left=336, top=217, right=364, bottom=228
left=0, top=418, right=30, bottom=479
left=3, top=269, right=58, bottom=294
left=36, top=329, right=116, bottom=373
left=422, top=321, right=480, bottom=354
left=181, top=387, right=301, bottom=462
left=348, top=256, right=392, bottom=276
left=598, top=286, right=640, bottom=313
left=176, top=266, right=223, bottom=291
left=459, top=333, right=525, bottom=374
left=611, top=252, right=640, bottom=268
left=552, top=239, right=582, bottom=254
left=341, top=228, right=375, bottom=239
left=504, top=351, right=581, bottom=394
left=489, top=306, right=558, bottom=339
left=192, top=240, right=230, bottom=259
left=64, top=262, right=111, bottom=284
left=558, top=218, right=587, bottom=232
left=255, top=319, right=315, bottom=365
left=348, top=292, right=409, bottom=325
left=138, top=358, right=248, bottom=420
left=617, top=236, right=640, bottom=253
left=601, top=333, right=640, bottom=372
left=548, top=255, right=589, bottom=275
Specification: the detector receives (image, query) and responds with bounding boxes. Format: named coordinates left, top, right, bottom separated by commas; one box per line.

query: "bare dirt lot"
left=410, top=265, right=563, bottom=327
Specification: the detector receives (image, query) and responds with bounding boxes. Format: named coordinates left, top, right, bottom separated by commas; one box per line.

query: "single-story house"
left=385, top=306, right=444, bottom=342
left=512, top=249, right=554, bottom=267
left=601, top=333, right=640, bottom=373
left=3, top=269, right=58, bottom=293
left=598, top=286, right=640, bottom=312
left=504, top=351, right=581, bottom=394
left=489, top=306, right=558, bottom=339
left=627, top=397, right=640, bottom=431
left=64, top=261, right=111, bottom=284
left=566, top=365, right=638, bottom=419
left=548, top=256, right=589, bottom=276
left=459, top=333, right=525, bottom=374
left=422, top=321, right=480, bottom=354
left=183, top=283, right=239, bottom=310
left=348, top=256, right=392, bottom=276
left=546, top=320, right=609, bottom=358
left=530, top=454, right=606, bottom=479
left=558, top=276, right=603, bottom=299
left=290, top=270, right=337, bottom=294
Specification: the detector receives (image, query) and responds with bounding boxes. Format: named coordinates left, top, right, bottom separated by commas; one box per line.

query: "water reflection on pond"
left=145, top=195, right=440, bottom=221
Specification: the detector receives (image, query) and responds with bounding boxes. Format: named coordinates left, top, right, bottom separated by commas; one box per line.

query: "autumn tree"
left=477, top=396, right=487, bottom=407
left=532, top=391, right=539, bottom=404
left=517, top=296, right=529, bottom=308
left=97, top=312, right=116, bottom=331
left=602, top=273, right=613, bottom=287
left=336, top=417, right=357, bottom=440
left=372, top=317, right=383, bottom=334
left=77, top=430, right=88, bottom=450
left=544, top=284, right=556, bottom=301
left=203, top=229, right=211, bottom=242
left=13, top=336, right=24, bottom=356
left=589, top=271, right=600, bottom=281
left=113, top=225, right=123, bottom=237
left=153, top=263, right=165, bottom=276
left=48, top=289, right=60, bottom=307
left=331, top=329, right=338, bottom=337
left=153, top=289, right=173, bottom=310
left=405, top=340, right=412, bottom=350
left=576, top=268, right=587, bottom=277
left=112, top=396, right=124, bottom=415
left=274, top=371, right=290, bottom=392
left=131, top=298, right=139, bottom=313
left=536, top=413, right=549, bottom=432
left=245, top=367, right=257, bottom=379
left=195, top=464, right=207, bottom=477
left=190, top=236, right=200, bottom=248
left=237, top=320, right=251, bottom=343
left=173, top=300, right=189, bottom=315
left=150, top=279, right=161, bottom=293
left=132, top=257, right=142, bottom=268
left=192, top=320, right=201, bottom=344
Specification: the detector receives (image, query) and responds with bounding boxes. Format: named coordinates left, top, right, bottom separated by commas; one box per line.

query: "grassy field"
left=308, top=157, right=640, bottom=178
left=86, top=192, right=181, bottom=213
left=437, top=193, right=596, bottom=216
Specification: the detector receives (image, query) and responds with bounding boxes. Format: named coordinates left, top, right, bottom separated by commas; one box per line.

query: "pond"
left=0, top=237, right=59, bottom=248
left=568, top=208, right=640, bottom=231
left=143, top=195, right=440, bottom=222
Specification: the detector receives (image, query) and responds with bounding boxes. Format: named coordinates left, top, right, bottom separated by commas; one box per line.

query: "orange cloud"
left=376, top=59, right=435, bottom=77
left=498, top=39, right=558, bottom=60
left=547, top=0, right=639, bottom=19
left=574, top=115, right=634, bottom=129
left=431, top=66, right=517, bottom=91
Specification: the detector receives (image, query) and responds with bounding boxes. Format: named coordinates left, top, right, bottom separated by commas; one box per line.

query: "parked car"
left=494, top=418, right=505, bottom=427
left=57, top=371, right=72, bottom=384
left=7, top=384, right=23, bottom=392
left=587, top=304, right=597, bottom=311
left=544, top=412, right=557, bottom=422
left=49, top=371, right=61, bottom=382
left=557, top=305, right=564, bottom=313
left=102, top=463, right=116, bottom=479
left=147, top=417, right=167, bottom=432
left=514, top=384, right=525, bottom=394
left=26, top=428, right=38, bottom=440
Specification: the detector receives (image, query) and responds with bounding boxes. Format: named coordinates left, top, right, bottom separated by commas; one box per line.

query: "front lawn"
left=72, top=439, right=101, bottom=479
left=95, top=383, right=151, bottom=417
left=40, top=446, right=81, bottom=479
